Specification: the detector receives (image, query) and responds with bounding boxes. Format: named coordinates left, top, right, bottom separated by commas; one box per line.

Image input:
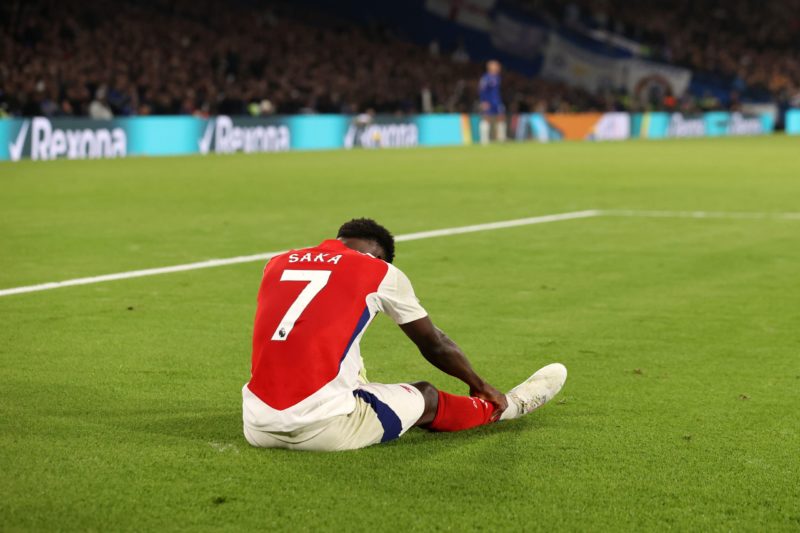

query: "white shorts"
left=243, top=382, right=425, bottom=452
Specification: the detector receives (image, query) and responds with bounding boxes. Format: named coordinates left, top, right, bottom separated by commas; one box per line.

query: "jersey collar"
left=318, top=239, right=348, bottom=251
left=318, top=239, right=377, bottom=259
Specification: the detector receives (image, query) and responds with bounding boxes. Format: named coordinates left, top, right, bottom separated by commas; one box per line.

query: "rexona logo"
left=344, top=123, right=419, bottom=149
left=728, top=113, right=764, bottom=136
left=10, top=117, right=127, bottom=161
left=667, top=114, right=705, bottom=138
left=198, top=116, right=290, bottom=154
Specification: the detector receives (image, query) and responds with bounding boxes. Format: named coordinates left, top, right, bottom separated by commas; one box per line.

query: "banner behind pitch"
left=0, top=115, right=468, bottom=161
left=0, top=111, right=786, bottom=162
left=631, top=112, right=775, bottom=139
left=786, top=109, right=800, bottom=135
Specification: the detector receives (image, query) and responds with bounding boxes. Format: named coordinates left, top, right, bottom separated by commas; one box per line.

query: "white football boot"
left=499, top=363, right=568, bottom=421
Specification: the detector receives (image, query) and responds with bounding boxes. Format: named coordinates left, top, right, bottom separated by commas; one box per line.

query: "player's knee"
left=411, top=381, right=439, bottom=410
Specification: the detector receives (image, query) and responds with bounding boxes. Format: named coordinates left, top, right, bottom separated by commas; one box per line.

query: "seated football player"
left=242, top=218, right=567, bottom=451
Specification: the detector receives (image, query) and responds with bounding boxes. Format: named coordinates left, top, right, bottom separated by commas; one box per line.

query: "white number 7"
left=271, top=270, right=331, bottom=341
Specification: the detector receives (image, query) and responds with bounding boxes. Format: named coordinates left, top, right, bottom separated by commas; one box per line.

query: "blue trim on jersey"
left=338, top=306, right=371, bottom=367
left=353, top=389, right=403, bottom=442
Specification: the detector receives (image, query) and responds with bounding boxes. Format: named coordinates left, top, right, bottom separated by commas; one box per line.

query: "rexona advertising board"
left=198, top=116, right=291, bottom=154
left=343, top=115, right=419, bottom=149
left=632, top=112, right=775, bottom=139
left=0, top=111, right=784, bottom=162
left=0, top=115, right=469, bottom=161
left=0, top=117, right=127, bottom=161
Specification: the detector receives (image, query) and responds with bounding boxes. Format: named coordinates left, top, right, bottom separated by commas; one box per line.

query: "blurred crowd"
left=0, top=0, right=599, bottom=118
left=2, top=0, right=799, bottom=118
left=535, top=0, right=800, bottom=106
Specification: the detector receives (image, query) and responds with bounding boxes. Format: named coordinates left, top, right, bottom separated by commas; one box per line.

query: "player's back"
left=245, top=239, right=389, bottom=430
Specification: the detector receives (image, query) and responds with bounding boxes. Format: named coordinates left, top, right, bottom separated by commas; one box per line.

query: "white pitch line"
left=0, top=210, right=599, bottom=298
left=394, top=210, right=600, bottom=241
left=0, top=251, right=290, bottom=297
left=601, top=209, right=800, bottom=220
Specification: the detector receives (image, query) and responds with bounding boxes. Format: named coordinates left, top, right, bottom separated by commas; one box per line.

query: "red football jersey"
left=243, top=239, right=427, bottom=431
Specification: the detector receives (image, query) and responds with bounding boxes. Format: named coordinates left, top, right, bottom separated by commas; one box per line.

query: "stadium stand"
left=527, top=0, right=800, bottom=106
left=0, top=0, right=602, bottom=117
left=2, top=0, right=798, bottom=118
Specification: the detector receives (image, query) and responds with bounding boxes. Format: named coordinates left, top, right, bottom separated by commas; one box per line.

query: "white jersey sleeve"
left=373, top=263, right=428, bottom=325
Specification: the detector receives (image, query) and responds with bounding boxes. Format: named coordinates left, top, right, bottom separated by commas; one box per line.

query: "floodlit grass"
left=1, top=137, right=799, bottom=530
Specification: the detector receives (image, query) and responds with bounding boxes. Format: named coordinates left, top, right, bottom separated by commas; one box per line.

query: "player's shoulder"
left=384, top=261, right=405, bottom=276
left=378, top=261, right=414, bottom=289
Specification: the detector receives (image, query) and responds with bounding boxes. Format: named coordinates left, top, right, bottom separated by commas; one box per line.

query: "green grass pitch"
left=1, top=137, right=799, bottom=531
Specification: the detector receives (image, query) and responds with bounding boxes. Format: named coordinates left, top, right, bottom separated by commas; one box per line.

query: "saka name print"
left=287, top=252, right=343, bottom=265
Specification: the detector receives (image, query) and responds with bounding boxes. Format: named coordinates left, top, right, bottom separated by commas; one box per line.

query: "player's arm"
left=399, top=317, right=507, bottom=414
left=377, top=264, right=507, bottom=414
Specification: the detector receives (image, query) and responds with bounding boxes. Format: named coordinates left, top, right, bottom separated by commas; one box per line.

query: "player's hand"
left=480, top=101, right=489, bottom=112
left=470, top=382, right=507, bottom=422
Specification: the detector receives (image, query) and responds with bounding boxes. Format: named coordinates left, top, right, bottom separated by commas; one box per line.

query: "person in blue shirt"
left=478, top=60, right=506, bottom=145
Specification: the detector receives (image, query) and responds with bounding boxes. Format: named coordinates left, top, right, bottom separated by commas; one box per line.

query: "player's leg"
left=243, top=364, right=568, bottom=450
left=496, top=113, right=507, bottom=142
left=411, top=381, right=496, bottom=431
left=493, top=104, right=506, bottom=143
left=411, top=362, right=568, bottom=431
left=243, top=383, right=425, bottom=452
left=479, top=114, right=491, bottom=145
left=410, top=381, right=438, bottom=425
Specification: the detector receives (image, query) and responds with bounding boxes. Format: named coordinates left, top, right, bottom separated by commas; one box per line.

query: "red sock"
left=428, top=391, right=496, bottom=432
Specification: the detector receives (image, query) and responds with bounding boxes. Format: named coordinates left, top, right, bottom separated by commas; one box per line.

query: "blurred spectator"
left=88, top=86, right=113, bottom=120
left=451, top=40, right=471, bottom=64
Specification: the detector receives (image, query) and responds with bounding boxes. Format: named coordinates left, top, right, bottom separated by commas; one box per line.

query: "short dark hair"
left=337, top=218, right=395, bottom=263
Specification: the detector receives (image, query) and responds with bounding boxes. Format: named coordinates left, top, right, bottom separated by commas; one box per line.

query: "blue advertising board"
left=633, top=112, right=775, bottom=139
left=414, top=115, right=465, bottom=146
left=123, top=116, right=205, bottom=156
left=0, top=110, right=788, bottom=162
left=0, top=114, right=472, bottom=162
left=786, top=109, right=800, bottom=135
